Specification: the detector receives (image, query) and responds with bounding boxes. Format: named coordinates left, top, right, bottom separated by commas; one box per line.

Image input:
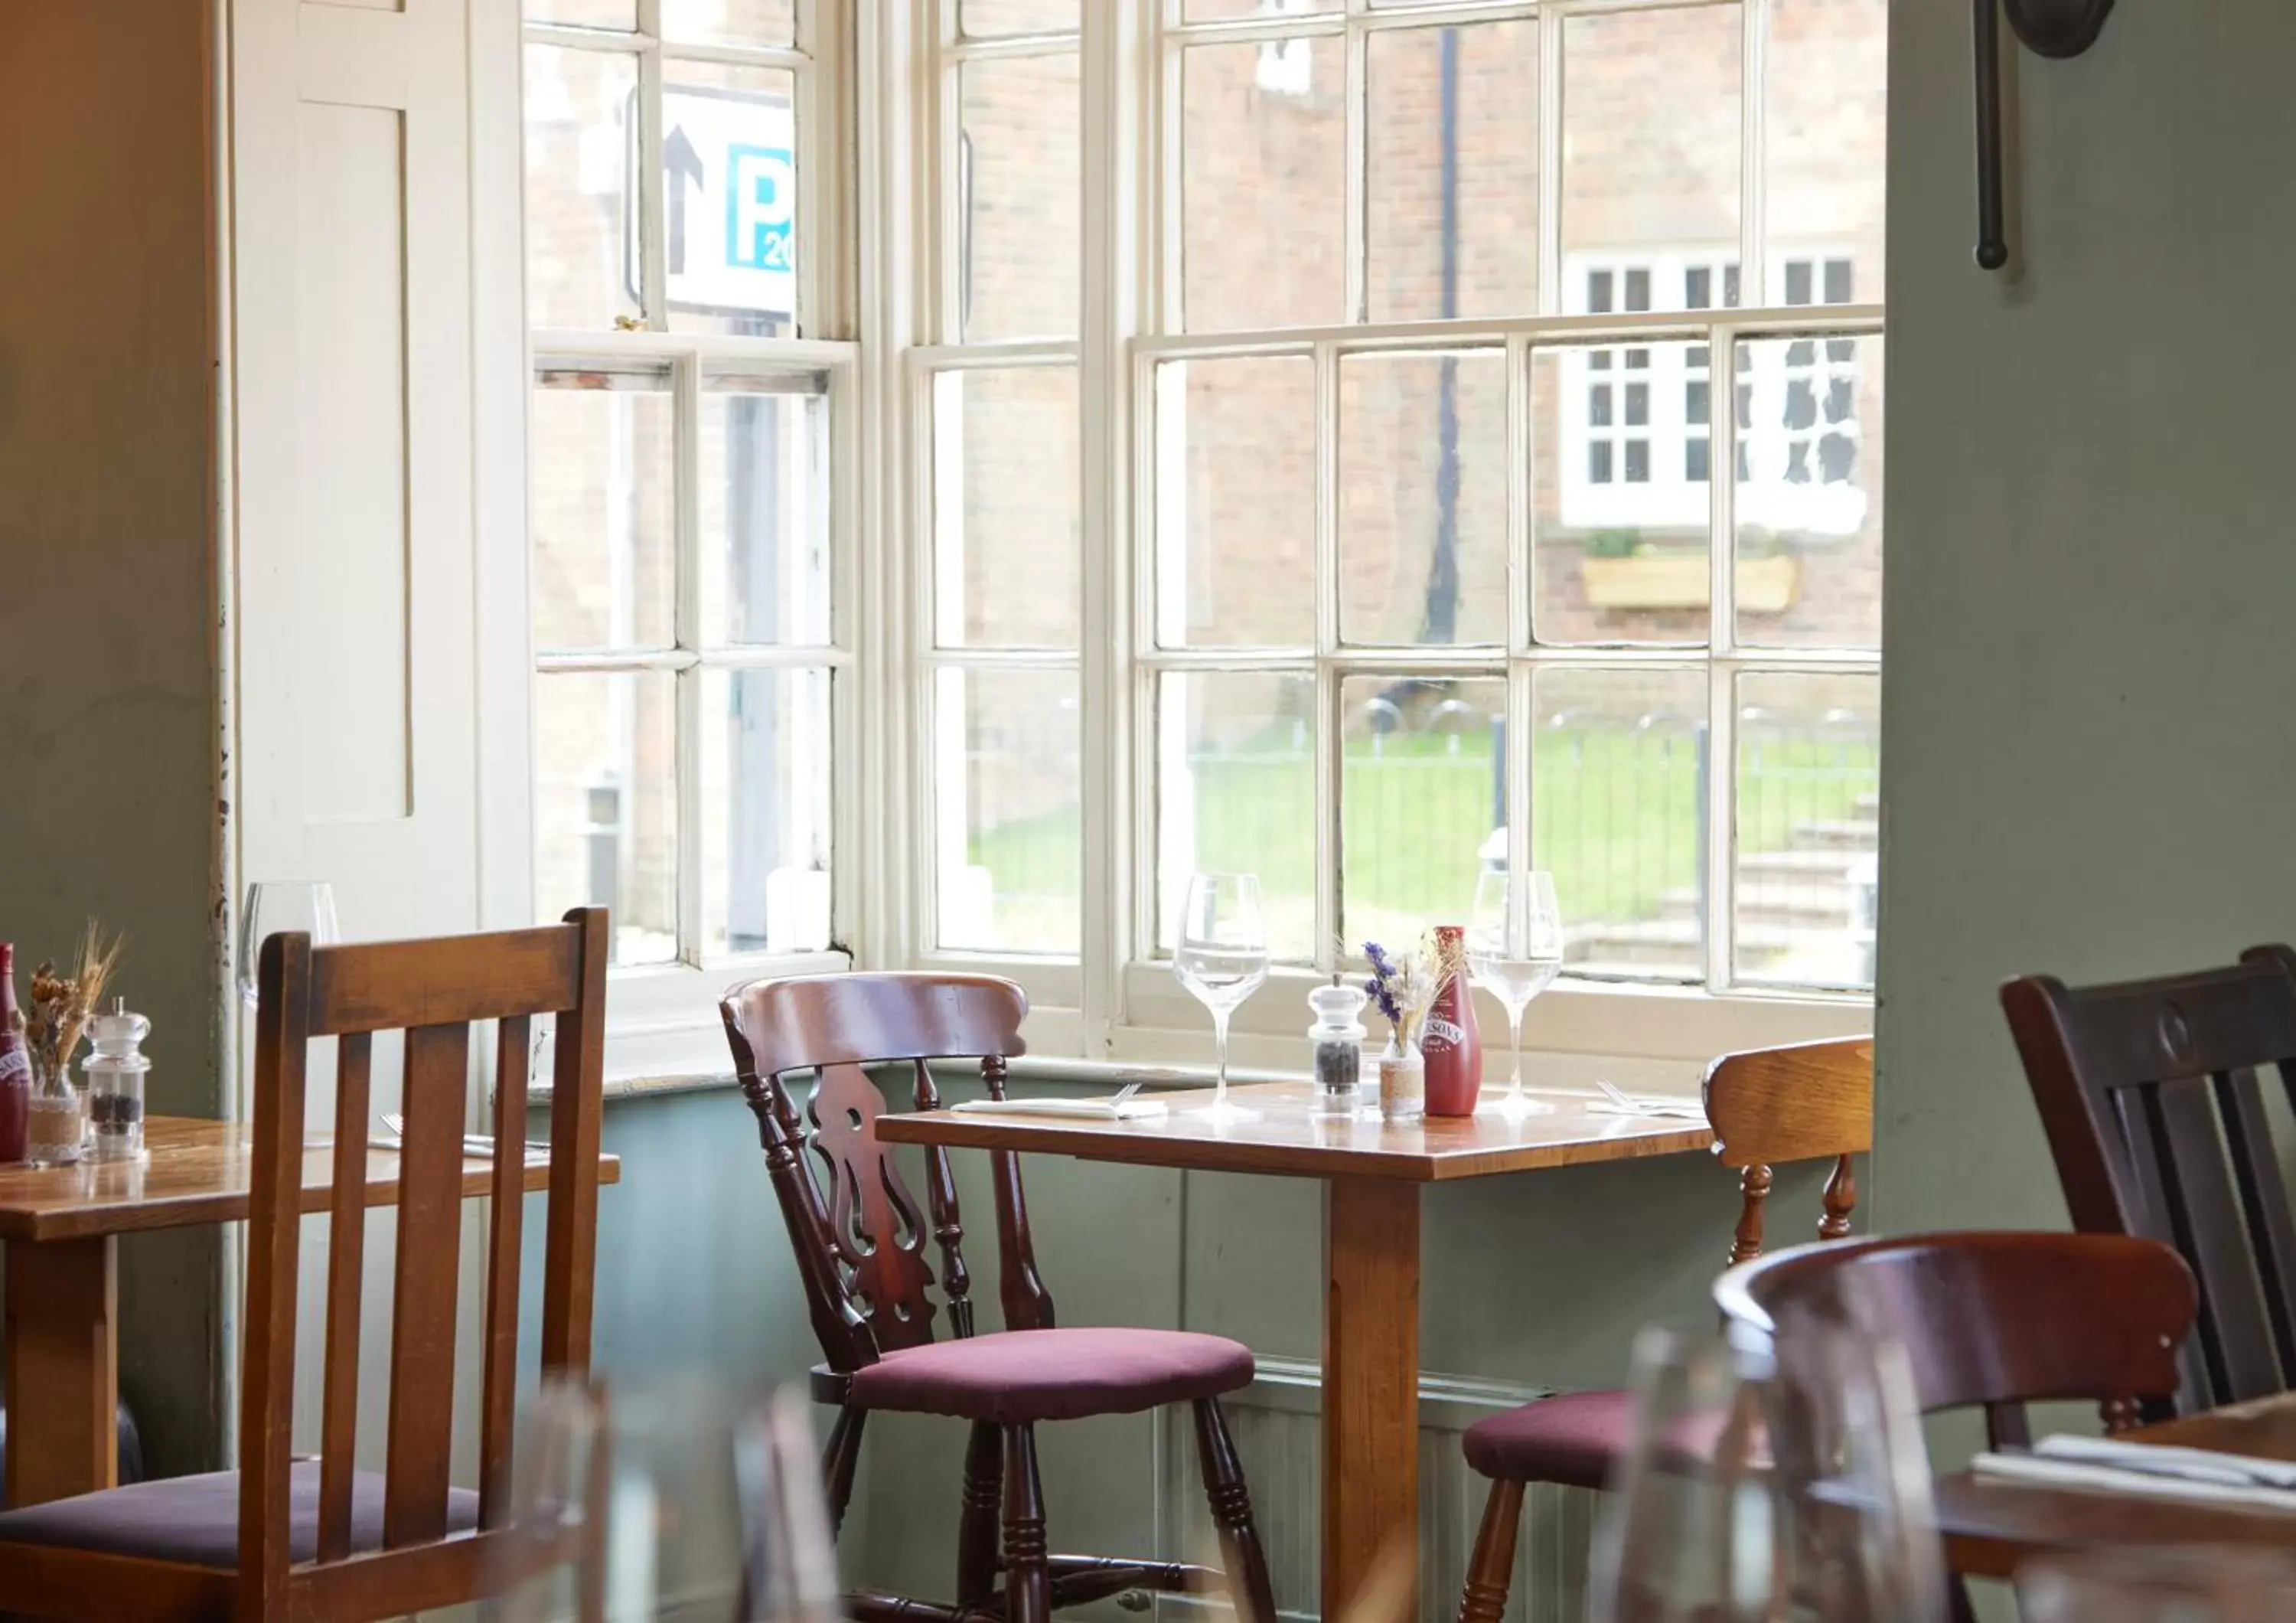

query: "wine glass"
left=237, top=882, right=341, bottom=1007
left=1590, top=1318, right=1944, bottom=1623
left=1173, top=874, right=1269, bottom=1123
left=494, top=1375, right=842, bottom=1623
left=1467, top=870, right=1564, bottom=1118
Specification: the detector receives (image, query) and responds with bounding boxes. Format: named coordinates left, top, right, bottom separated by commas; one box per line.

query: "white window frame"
left=880, top=0, right=1883, bottom=1070
left=520, top=0, right=866, bottom=1075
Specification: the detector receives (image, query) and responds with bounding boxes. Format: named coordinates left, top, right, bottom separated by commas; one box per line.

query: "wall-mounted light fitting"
left=1974, top=0, right=2115, bottom=270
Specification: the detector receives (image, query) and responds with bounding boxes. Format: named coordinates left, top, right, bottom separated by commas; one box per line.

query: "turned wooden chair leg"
left=822, top=1405, right=867, bottom=1540
left=957, top=1419, right=1004, bottom=1605
left=1456, top=1477, right=1524, bottom=1623
left=1192, top=1399, right=1278, bottom=1623
left=1002, top=1424, right=1052, bottom=1623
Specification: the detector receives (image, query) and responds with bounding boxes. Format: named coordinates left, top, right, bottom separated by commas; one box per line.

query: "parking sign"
left=627, top=84, right=796, bottom=323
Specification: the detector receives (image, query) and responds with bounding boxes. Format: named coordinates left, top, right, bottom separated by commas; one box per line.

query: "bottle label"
left=1424, top=1015, right=1466, bottom=1048
left=0, top=1048, right=27, bottom=1088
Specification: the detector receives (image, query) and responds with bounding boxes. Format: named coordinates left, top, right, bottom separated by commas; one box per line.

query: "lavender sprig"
left=1362, top=939, right=1404, bottom=1024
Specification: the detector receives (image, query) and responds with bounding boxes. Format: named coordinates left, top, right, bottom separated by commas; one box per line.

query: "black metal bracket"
left=1975, top=0, right=2114, bottom=269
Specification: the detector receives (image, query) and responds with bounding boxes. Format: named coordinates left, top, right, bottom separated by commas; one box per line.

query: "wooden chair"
left=2004, top=948, right=2296, bottom=1412
left=0, top=909, right=610, bottom=1621
left=1454, top=1035, right=1872, bottom=1623
left=1720, top=1230, right=2197, bottom=1623
left=719, top=972, right=1277, bottom=1623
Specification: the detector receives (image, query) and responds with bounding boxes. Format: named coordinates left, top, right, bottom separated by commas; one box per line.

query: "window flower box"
left=1580, top=554, right=1802, bottom=614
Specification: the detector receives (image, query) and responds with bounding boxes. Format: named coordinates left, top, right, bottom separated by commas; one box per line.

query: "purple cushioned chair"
left=720, top=972, right=1277, bottom=1623
left=1453, top=1037, right=1872, bottom=1623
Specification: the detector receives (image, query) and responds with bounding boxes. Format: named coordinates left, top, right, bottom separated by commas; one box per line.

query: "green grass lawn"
left=969, top=727, right=1876, bottom=945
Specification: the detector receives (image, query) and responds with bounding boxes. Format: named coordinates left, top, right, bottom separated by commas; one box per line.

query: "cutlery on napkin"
left=1585, top=1079, right=1708, bottom=1121
left=1972, top=1434, right=2296, bottom=1510
left=376, top=1112, right=552, bottom=1158
left=951, top=1089, right=1167, bottom=1122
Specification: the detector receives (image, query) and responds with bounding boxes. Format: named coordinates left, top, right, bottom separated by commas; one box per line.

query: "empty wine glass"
left=237, top=881, right=341, bottom=1007
left=1468, top=870, right=1564, bottom=1118
left=1590, top=1318, right=1944, bottom=1623
left=494, top=1375, right=842, bottom=1623
left=1173, top=874, right=1269, bottom=1123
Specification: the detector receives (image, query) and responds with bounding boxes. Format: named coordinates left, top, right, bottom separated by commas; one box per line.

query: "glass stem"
left=1212, top=1010, right=1231, bottom=1106
left=1510, top=1007, right=1526, bottom=1096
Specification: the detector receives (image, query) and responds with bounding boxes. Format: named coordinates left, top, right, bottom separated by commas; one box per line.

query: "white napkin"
left=951, top=1096, right=1169, bottom=1122
left=1586, top=1099, right=1707, bottom=1121
left=1973, top=1434, right=2296, bottom=1512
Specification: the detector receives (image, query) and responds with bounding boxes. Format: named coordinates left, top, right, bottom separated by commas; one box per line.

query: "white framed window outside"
left=521, top=0, right=859, bottom=1042
left=899, top=0, right=1888, bottom=1062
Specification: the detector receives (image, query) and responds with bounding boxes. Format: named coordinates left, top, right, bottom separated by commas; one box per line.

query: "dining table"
left=873, top=1076, right=1714, bottom=1618
left=0, top=1114, right=621, bottom=1510
left=1933, top=1391, right=2296, bottom=1578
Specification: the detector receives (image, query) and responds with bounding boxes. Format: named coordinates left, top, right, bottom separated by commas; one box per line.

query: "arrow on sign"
left=664, top=124, right=705, bottom=276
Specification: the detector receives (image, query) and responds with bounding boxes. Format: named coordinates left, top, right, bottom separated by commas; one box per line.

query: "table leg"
left=5, top=1236, right=119, bottom=1507
left=1322, top=1176, right=1420, bottom=1622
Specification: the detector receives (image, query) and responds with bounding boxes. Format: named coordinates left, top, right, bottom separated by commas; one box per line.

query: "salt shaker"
left=84, top=999, right=149, bottom=1164
left=1306, top=978, right=1367, bottom=1119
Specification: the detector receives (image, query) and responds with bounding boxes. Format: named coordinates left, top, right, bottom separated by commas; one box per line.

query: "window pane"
left=536, top=671, right=678, bottom=966
left=524, top=46, right=641, bottom=331
left=1768, top=0, right=1886, bottom=302
left=1182, top=38, right=1344, bottom=331
left=1339, top=676, right=1505, bottom=952
left=663, top=64, right=801, bottom=338
left=961, top=0, right=1078, bottom=38
left=662, top=0, right=793, bottom=47
left=1339, top=351, right=1506, bottom=647
left=700, top=372, right=831, bottom=647
left=935, top=367, right=1080, bottom=649
left=1735, top=672, right=1878, bottom=990
left=935, top=668, right=1080, bottom=954
left=702, top=668, right=833, bottom=957
left=1736, top=334, right=1880, bottom=650
left=1531, top=668, right=1706, bottom=983
left=1531, top=344, right=1711, bottom=647
left=1154, top=357, right=1316, bottom=648
left=1366, top=23, right=1538, bottom=322
left=1184, top=0, right=1338, bottom=18
left=1155, top=672, right=1316, bottom=964
left=959, top=54, right=1080, bottom=342
left=526, top=0, right=635, bottom=28
left=532, top=369, right=676, bottom=652
left=1561, top=6, right=1741, bottom=311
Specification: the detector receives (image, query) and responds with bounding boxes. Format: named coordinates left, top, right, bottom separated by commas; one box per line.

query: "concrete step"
left=1567, top=919, right=1800, bottom=967
left=1658, top=884, right=1858, bottom=926
left=1739, top=848, right=1870, bottom=878
left=1786, top=818, right=1881, bottom=851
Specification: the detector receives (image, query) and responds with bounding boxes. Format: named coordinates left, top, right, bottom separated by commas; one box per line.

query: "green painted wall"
left=0, top=0, right=224, bottom=1479
left=1873, top=0, right=2296, bottom=1236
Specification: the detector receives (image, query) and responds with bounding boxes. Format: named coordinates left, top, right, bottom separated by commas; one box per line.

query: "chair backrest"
left=241, top=907, right=608, bottom=1620
left=2002, top=949, right=2296, bottom=1411
left=718, top=973, right=1049, bottom=1376
left=1701, top=1035, right=1874, bottom=1265
left=1717, top=1231, right=2196, bottom=1446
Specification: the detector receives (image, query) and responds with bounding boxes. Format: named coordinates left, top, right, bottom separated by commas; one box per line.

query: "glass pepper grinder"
left=1307, top=976, right=1368, bottom=1119
left=84, top=999, right=148, bottom=1164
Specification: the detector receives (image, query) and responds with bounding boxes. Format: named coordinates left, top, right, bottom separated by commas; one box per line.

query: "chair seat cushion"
left=847, top=1327, right=1255, bottom=1424
left=0, top=1460, right=480, bottom=1569
left=1463, top=1389, right=1635, bottom=1489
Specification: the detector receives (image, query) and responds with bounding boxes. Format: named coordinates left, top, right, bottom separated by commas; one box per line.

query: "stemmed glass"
left=495, top=1376, right=842, bottom=1623
left=237, top=882, right=341, bottom=1007
left=1590, top=1318, right=1944, bottom=1623
left=1467, top=870, right=1564, bottom=1118
left=1173, top=874, right=1269, bottom=1123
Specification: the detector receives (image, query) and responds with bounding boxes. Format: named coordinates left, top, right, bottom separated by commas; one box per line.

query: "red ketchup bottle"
left=0, top=945, right=30, bottom=1163
left=1421, top=925, right=1483, bottom=1116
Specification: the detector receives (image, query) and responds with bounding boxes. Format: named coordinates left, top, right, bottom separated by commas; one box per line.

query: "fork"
left=378, top=1112, right=550, bottom=1156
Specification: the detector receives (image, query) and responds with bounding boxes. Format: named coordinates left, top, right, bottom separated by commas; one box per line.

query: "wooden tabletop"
left=872, top=1079, right=1714, bottom=1181
left=1935, top=1393, right=2296, bottom=1579
left=0, top=1115, right=621, bottom=1243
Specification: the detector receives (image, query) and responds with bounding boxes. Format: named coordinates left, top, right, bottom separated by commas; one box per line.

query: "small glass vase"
left=26, top=1054, right=87, bottom=1167
left=1377, top=1033, right=1425, bottom=1124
